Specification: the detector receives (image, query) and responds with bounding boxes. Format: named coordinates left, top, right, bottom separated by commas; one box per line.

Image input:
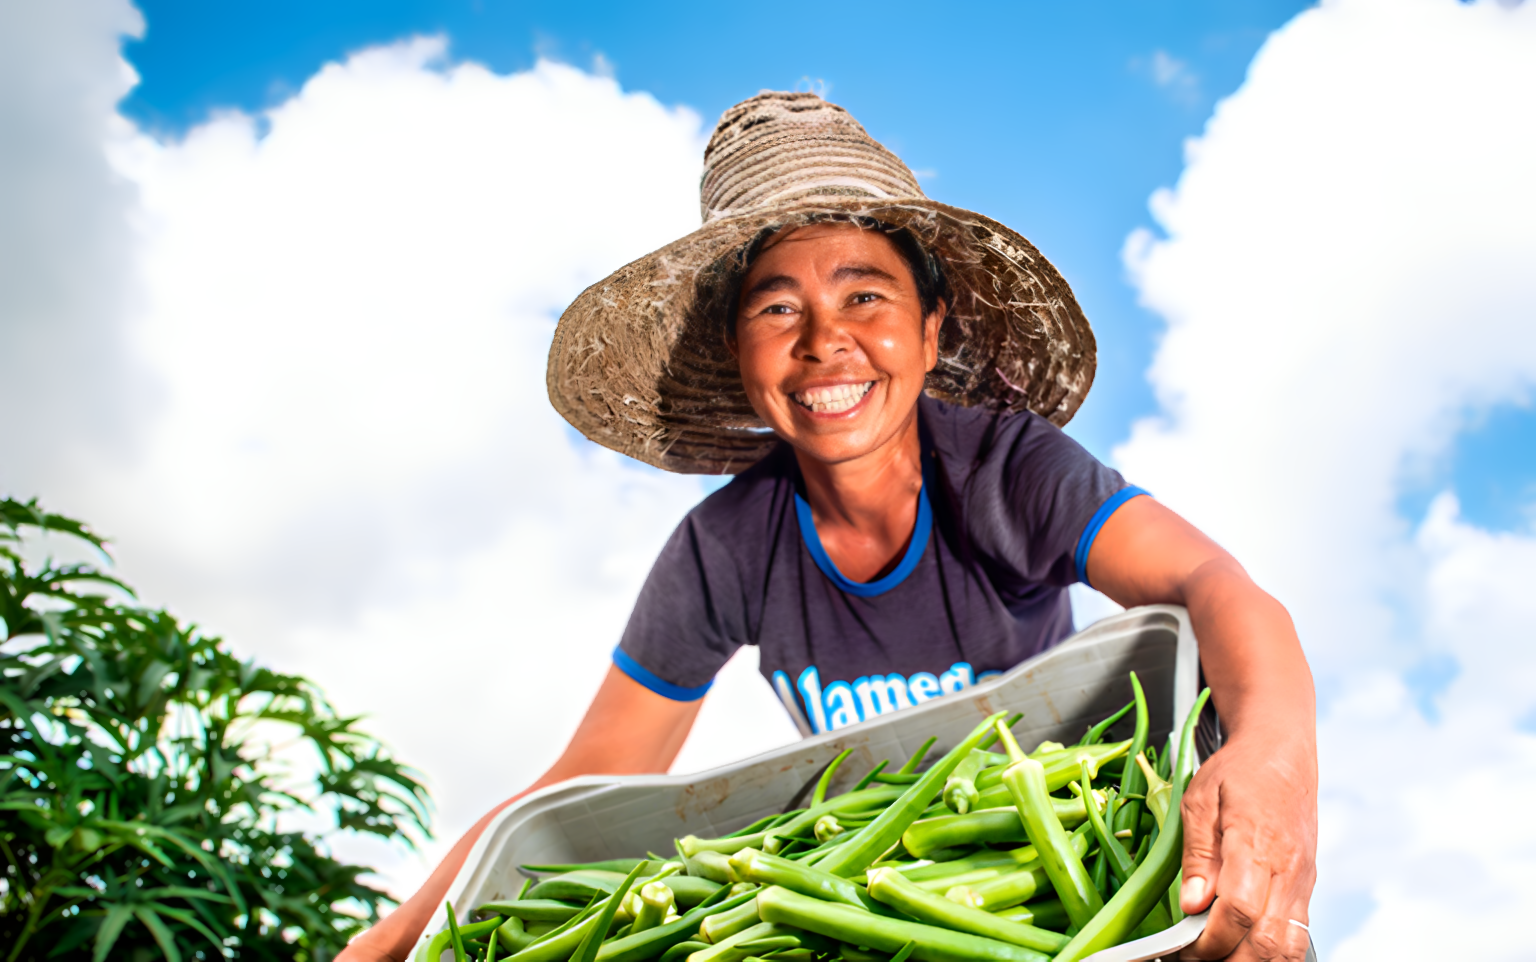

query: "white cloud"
left=1115, top=0, right=1536, bottom=956
left=3, top=22, right=798, bottom=897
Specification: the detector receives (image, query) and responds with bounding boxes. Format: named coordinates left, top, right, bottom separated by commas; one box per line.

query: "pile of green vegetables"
left=421, top=673, right=1210, bottom=962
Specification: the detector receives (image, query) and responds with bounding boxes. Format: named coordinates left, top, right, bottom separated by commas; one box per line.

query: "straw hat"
left=546, top=91, right=1095, bottom=474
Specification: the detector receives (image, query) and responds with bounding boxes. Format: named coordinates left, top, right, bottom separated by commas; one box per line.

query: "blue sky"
left=121, top=0, right=1308, bottom=462
left=120, top=1, right=1536, bottom=534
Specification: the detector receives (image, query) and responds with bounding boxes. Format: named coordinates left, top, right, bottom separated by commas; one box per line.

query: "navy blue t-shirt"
left=614, top=395, right=1145, bottom=734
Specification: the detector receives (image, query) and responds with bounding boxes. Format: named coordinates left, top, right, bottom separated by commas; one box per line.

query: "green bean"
left=729, top=847, right=883, bottom=912
left=756, top=885, right=1050, bottom=962
left=1050, top=688, right=1211, bottom=962
left=901, top=799, right=1089, bottom=858
left=999, top=749, right=1102, bottom=930
left=1076, top=700, right=1135, bottom=747
left=495, top=916, right=537, bottom=955
left=814, top=750, right=855, bottom=807
left=992, top=899, right=1068, bottom=932
left=817, top=713, right=1010, bottom=878
left=595, top=888, right=757, bottom=962
left=867, top=868, right=1068, bottom=955
left=898, top=736, right=940, bottom=775
left=874, top=772, right=924, bottom=784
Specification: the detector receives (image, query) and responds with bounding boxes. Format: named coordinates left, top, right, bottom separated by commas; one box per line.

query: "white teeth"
left=794, top=381, right=873, bottom=414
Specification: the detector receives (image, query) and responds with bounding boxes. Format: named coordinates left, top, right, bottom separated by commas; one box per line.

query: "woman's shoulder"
left=921, top=394, right=1088, bottom=477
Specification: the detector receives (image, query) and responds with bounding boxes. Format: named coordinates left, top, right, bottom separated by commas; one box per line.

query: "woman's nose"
left=793, top=304, right=853, bottom=362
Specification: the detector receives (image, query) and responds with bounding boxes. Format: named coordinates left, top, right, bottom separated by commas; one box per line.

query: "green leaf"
left=134, top=905, right=184, bottom=962
left=93, top=904, right=134, bottom=962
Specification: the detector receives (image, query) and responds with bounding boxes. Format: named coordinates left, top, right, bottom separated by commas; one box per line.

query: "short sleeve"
left=942, top=405, right=1144, bottom=590
left=614, top=513, right=745, bottom=701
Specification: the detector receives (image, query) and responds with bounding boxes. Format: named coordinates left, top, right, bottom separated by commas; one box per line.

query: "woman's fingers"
left=1178, top=765, right=1223, bottom=916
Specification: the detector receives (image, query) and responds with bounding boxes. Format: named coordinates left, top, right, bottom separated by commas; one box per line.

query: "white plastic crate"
left=409, top=605, right=1293, bottom=962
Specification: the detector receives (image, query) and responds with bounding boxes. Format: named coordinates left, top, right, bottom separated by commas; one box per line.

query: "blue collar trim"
left=795, top=481, right=932, bottom=598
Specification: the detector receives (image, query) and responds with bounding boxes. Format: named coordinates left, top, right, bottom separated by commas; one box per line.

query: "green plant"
left=0, top=498, right=432, bottom=961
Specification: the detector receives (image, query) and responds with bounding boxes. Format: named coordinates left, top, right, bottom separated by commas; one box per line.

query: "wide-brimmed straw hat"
left=547, top=91, right=1095, bottom=474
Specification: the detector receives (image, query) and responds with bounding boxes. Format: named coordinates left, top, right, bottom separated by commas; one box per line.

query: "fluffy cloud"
left=1115, top=0, right=1536, bottom=956
left=4, top=22, right=798, bottom=895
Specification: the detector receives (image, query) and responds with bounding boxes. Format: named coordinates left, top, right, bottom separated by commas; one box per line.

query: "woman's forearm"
left=1181, top=556, right=1315, bottom=747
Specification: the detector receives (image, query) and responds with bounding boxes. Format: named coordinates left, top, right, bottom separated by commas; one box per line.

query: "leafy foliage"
left=0, top=498, right=432, bottom=961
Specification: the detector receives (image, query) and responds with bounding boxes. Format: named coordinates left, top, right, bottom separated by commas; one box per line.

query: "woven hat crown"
left=701, top=92, right=925, bottom=220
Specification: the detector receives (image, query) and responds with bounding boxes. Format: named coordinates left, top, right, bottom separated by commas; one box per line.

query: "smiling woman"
left=344, top=92, right=1319, bottom=962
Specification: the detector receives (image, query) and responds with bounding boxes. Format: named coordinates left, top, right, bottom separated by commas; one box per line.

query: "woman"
left=346, top=93, right=1316, bottom=962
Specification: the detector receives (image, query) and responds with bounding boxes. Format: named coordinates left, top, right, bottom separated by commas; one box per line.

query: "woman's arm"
left=339, top=666, right=703, bottom=962
left=1086, top=496, right=1316, bottom=962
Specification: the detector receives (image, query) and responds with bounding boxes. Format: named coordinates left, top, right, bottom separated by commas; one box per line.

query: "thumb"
left=1178, top=773, right=1222, bottom=915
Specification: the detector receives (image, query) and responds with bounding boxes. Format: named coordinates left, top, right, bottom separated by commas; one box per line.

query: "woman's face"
left=730, top=222, right=944, bottom=466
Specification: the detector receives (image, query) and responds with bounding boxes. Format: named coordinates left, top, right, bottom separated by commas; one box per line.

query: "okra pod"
left=898, top=736, right=940, bottom=774
left=945, top=825, right=1089, bottom=910
left=755, top=885, right=1050, bottom=962
left=999, top=753, right=1103, bottom=930
left=1079, top=762, right=1134, bottom=885
left=992, top=899, right=1068, bottom=932
left=595, top=889, right=757, bottom=962
left=1113, top=673, right=1151, bottom=848
left=686, top=850, right=734, bottom=884
left=475, top=899, right=583, bottom=923
left=688, top=922, right=796, bottom=962
left=633, top=881, right=675, bottom=934
left=527, top=869, right=632, bottom=903
left=1050, top=688, right=1212, bottom=962
left=974, top=741, right=1131, bottom=794
left=816, top=712, right=1010, bottom=878
left=572, top=863, right=647, bottom=962
left=901, top=799, right=1088, bottom=858
left=763, top=786, right=905, bottom=854
left=866, top=868, right=1069, bottom=955
left=417, top=915, right=507, bottom=962
left=813, top=750, right=854, bottom=807
left=729, top=847, right=883, bottom=913
left=697, top=898, right=761, bottom=944
left=1135, top=754, right=1171, bottom=829
left=682, top=833, right=770, bottom=857
left=1076, top=699, right=1134, bottom=747
left=942, top=750, right=991, bottom=815
left=523, top=859, right=651, bottom=875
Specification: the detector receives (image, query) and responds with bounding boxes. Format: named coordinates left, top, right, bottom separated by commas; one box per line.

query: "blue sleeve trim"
left=1074, top=486, right=1152, bottom=587
left=611, top=646, right=714, bottom=702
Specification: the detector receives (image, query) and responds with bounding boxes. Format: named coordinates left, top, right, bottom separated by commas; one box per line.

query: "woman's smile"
left=790, top=379, right=876, bottom=415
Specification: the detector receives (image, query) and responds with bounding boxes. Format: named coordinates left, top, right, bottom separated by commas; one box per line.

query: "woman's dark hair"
left=724, top=215, right=950, bottom=337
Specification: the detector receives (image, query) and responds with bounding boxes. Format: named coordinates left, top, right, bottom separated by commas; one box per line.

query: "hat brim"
left=546, top=196, right=1096, bottom=474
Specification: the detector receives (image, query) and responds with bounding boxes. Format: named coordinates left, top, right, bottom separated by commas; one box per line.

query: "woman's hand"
left=1178, top=731, right=1317, bottom=960
left=1087, top=495, right=1318, bottom=961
